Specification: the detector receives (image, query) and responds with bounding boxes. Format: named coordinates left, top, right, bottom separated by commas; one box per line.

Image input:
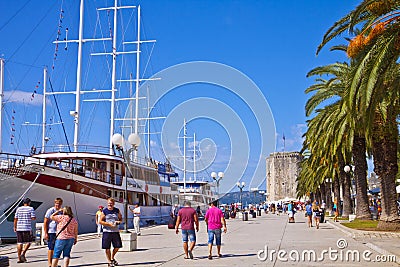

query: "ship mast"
left=0, top=58, right=3, bottom=153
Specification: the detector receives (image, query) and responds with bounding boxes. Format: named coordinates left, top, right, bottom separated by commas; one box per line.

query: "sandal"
left=218, top=254, right=223, bottom=257
left=188, top=250, right=193, bottom=259
left=111, top=259, right=118, bottom=266
left=208, top=255, right=212, bottom=260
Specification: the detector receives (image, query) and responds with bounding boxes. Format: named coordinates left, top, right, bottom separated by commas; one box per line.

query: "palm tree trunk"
left=333, top=173, right=341, bottom=216
left=325, top=180, right=332, bottom=212
left=373, top=111, right=400, bottom=230
left=339, top=154, right=352, bottom=218
left=352, top=135, right=371, bottom=220
left=320, top=182, right=326, bottom=208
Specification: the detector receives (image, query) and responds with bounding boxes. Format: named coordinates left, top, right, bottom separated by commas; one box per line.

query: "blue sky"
left=0, top=0, right=360, bottom=193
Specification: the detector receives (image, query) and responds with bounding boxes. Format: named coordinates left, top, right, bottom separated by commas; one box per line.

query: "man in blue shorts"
left=100, top=198, right=122, bottom=267
left=14, top=197, right=36, bottom=263
left=175, top=201, right=199, bottom=259
left=44, top=197, right=63, bottom=267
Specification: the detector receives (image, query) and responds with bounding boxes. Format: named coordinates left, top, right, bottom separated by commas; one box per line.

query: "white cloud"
left=4, top=90, right=43, bottom=106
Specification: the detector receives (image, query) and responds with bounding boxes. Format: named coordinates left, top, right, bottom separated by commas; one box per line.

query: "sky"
left=0, top=0, right=360, bottom=194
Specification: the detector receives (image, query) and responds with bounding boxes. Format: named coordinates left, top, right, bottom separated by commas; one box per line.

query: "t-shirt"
left=205, top=206, right=223, bottom=230
left=178, top=207, right=196, bottom=230
left=103, top=207, right=120, bottom=232
left=45, top=207, right=62, bottom=233
left=305, top=204, right=312, bottom=214
left=15, top=206, right=36, bottom=231
left=133, top=207, right=141, bottom=217
left=52, top=215, right=78, bottom=240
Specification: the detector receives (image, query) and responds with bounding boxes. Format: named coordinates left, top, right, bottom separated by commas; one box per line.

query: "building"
left=266, top=152, right=302, bottom=202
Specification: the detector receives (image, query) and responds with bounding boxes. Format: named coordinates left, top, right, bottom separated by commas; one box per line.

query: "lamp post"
left=112, top=133, right=141, bottom=233
left=236, top=181, right=245, bottom=211
left=211, top=171, right=224, bottom=204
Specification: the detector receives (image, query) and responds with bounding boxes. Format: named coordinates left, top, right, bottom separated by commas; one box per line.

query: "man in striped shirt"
left=14, top=197, right=36, bottom=263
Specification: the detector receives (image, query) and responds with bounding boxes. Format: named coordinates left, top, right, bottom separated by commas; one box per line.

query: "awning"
left=368, top=187, right=380, bottom=194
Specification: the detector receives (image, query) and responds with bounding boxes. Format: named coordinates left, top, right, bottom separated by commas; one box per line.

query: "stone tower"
left=266, top=152, right=302, bottom=202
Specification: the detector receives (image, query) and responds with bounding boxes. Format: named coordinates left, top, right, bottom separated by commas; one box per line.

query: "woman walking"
left=50, top=206, right=78, bottom=267
left=312, top=201, right=321, bottom=229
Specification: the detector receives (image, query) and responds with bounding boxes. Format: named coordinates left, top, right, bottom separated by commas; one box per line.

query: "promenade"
left=1, top=212, right=399, bottom=266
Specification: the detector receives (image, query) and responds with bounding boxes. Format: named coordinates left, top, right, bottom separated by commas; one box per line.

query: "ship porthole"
left=80, top=188, right=85, bottom=193
left=89, top=190, right=93, bottom=195
left=66, top=185, right=71, bottom=190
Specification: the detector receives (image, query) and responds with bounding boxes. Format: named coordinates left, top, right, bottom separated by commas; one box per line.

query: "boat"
left=0, top=0, right=180, bottom=241
left=170, top=120, right=217, bottom=212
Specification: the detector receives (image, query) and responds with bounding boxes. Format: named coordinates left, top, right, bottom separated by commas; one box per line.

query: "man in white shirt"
left=129, top=203, right=141, bottom=235
left=14, top=198, right=36, bottom=263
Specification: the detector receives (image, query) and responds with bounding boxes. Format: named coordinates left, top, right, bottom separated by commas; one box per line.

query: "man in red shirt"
left=204, top=201, right=227, bottom=260
left=175, top=201, right=199, bottom=259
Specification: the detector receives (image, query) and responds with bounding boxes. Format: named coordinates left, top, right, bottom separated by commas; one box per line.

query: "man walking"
left=204, top=200, right=227, bottom=260
left=100, top=198, right=122, bottom=267
left=14, top=197, right=36, bottom=263
left=43, top=197, right=63, bottom=267
left=129, top=202, right=141, bottom=235
left=175, top=201, right=199, bottom=259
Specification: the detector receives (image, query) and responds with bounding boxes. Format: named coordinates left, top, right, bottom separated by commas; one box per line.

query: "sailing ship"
left=0, top=0, right=181, bottom=241
left=170, top=121, right=217, bottom=212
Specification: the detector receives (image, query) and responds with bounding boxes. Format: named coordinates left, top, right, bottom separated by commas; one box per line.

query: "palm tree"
left=304, top=60, right=371, bottom=219
left=317, top=0, right=400, bottom=229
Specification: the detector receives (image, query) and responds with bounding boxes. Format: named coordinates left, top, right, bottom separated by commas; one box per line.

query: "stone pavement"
left=1, top=212, right=399, bottom=266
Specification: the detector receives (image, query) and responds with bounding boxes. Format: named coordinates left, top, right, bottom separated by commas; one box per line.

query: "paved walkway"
left=1, top=212, right=399, bottom=266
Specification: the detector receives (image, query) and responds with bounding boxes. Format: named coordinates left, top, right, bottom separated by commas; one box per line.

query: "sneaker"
left=108, top=262, right=114, bottom=267
left=208, top=255, right=212, bottom=260
left=188, top=250, right=193, bottom=259
left=111, top=259, right=119, bottom=266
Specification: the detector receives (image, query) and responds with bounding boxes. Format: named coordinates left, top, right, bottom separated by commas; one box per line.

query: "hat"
left=23, top=198, right=31, bottom=204
left=134, top=202, right=139, bottom=205
left=98, top=205, right=104, bottom=209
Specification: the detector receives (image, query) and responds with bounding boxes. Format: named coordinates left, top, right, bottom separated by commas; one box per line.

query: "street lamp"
left=344, top=165, right=356, bottom=214
left=236, top=181, right=245, bottom=211
left=211, top=171, right=224, bottom=203
left=112, top=133, right=141, bottom=233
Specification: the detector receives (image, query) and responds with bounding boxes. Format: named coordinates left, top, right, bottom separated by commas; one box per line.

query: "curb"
left=327, top=220, right=400, bottom=265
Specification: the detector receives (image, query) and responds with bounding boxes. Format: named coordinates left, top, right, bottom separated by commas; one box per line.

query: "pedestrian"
left=333, top=198, right=339, bottom=222
left=96, top=205, right=104, bottom=237
left=129, top=202, right=141, bottom=235
left=204, top=200, right=227, bottom=260
left=312, top=201, right=321, bottom=229
left=43, top=197, right=63, bottom=267
left=288, top=201, right=295, bottom=223
left=14, top=197, right=36, bottom=263
left=100, top=198, right=122, bottom=267
left=175, top=201, right=199, bottom=259
left=320, top=200, right=326, bottom=223
left=305, top=200, right=312, bottom=227
left=50, top=206, right=78, bottom=267
left=196, top=206, right=202, bottom=217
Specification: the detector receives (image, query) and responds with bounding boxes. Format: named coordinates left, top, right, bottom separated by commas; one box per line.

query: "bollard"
left=242, top=212, right=248, bottom=221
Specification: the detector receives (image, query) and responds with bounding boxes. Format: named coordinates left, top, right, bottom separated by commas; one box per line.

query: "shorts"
left=181, top=229, right=196, bottom=243
left=16, top=231, right=32, bottom=244
left=207, top=229, right=222, bottom=246
left=53, top=238, right=75, bottom=258
left=102, top=232, right=122, bottom=249
left=48, top=233, right=57, bottom=250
